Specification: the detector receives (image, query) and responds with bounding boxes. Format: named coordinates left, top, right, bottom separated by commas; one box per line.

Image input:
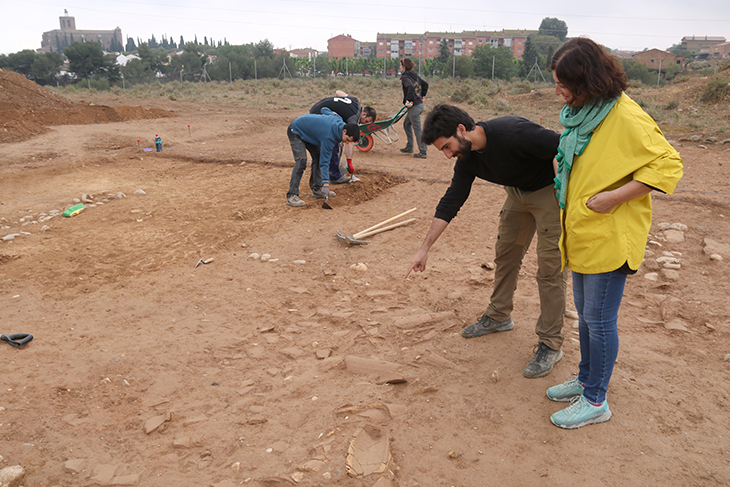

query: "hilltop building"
left=681, top=35, right=726, bottom=51
left=632, top=49, right=683, bottom=72
left=39, top=10, right=123, bottom=53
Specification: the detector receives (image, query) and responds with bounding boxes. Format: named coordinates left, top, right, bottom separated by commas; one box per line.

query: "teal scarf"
left=554, top=97, right=619, bottom=208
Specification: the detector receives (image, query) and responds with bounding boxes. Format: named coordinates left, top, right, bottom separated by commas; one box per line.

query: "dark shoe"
left=400, top=147, right=413, bottom=153
left=413, top=152, right=427, bottom=159
left=461, top=314, right=514, bottom=338
left=523, top=342, right=563, bottom=378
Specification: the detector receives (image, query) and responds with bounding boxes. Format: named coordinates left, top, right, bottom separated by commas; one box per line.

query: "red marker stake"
left=188, top=124, right=191, bottom=137
left=137, top=139, right=140, bottom=151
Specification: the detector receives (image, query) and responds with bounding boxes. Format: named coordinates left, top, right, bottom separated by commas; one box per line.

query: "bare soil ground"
left=1, top=68, right=729, bottom=487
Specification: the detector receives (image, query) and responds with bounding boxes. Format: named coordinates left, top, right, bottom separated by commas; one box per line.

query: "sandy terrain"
left=1, top=69, right=729, bottom=487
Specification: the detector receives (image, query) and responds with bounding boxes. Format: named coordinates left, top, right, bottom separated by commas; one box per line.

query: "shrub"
left=450, top=84, right=470, bottom=103
left=700, top=77, right=730, bottom=103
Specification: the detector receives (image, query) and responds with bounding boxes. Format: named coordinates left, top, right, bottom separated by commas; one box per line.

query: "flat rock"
left=664, top=319, right=689, bottom=332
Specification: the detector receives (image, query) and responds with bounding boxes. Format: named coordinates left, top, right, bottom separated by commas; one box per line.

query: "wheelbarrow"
left=356, top=106, right=409, bottom=152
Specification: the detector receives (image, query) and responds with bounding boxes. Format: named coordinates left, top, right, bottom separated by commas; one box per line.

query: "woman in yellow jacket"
left=546, top=38, right=683, bottom=429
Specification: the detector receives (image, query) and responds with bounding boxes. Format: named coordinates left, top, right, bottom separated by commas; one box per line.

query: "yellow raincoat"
left=560, top=93, right=684, bottom=274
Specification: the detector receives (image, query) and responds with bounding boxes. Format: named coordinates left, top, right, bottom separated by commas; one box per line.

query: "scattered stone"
left=2, top=233, right=20, bottom=241
left=346, top=425, right=391, bottom=478
left=133, top=189, right=147, bottom=195
left=315, top=349, right=332, bottom=360
left=291, top=471, right=305, bottom=483
left=248, top=415, right=267, bottom=425
left=261, top=253, right=271, bottom=262
left=664, top=319, right=689, bottom=332
left=0, top=465, right=25, bottom=486
left=81, top=194, right=93, bottom=203
left=702, top=238, right=730, bottom=257
left=491, top=370, right=500, bottom=382
left=64, top=459, right=87, bottom=474
left=643, top=259, right=660, bottom=272
left=481, top=262, right=496, bottom=270
left=112, top=473, right=141, bottom=485
left=663, top=229, right=685, bottom=243
left=293, top=260, right=306, bottom=264
left=248, top=253, right=260, bottom=260
left=298, top=460, right=326, bottom=472
left=173, top=437, right=192, bottom=448
left=144, top=412, right=171, bottom=434
left=657, top=256, right=681, bottom=264
left=710, top=254, right=723, bottom=261
left=350, top=262, right=368, bottom=271
left=661, top=269, right=680, bottom=281
left=644, top=272, right=659, bottom=281
left=724, top=353, right=730, bottom=362
left=564, top=309, right=579, bottom=320
left=182, top=414, right=208, bottom=426
left=90, top=464, right=120, bottom=484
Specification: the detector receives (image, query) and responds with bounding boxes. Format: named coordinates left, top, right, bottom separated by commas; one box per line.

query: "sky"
left=2, top=0, right=729, bottom=55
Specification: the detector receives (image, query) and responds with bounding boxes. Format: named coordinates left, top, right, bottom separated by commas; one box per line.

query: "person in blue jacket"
left=286, top=107, right=360, bottom=207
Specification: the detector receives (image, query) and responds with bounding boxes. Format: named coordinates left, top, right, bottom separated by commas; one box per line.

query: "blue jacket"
left=291, top=107, right=344, bottom=184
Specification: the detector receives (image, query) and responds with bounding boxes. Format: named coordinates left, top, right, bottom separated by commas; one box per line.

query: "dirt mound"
left=0, top=69, right=175, bottom=144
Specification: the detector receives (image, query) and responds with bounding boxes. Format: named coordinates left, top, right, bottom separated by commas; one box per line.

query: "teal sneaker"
left=547, top=376, right=585, bottom=402
left=550, top=395, right=612, bottom=429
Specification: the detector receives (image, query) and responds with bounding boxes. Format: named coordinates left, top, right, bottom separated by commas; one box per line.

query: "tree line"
left=0, top=17, right=683, bottom=89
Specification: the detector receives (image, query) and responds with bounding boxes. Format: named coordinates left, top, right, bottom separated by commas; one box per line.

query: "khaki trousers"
left=485, top=185, right=567, bottom=350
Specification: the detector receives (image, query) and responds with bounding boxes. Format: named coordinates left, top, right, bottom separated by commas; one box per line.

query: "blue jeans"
left=403, top=103, right=426, bottom=154
left=287, top=124, right=322, bottom=197
left=311, top=142, right=344, bottom=181
left=572, top=270, right=627, bottom=404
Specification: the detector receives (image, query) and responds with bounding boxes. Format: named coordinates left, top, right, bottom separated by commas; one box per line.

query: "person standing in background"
left=399, top=58, right=428, bottom=159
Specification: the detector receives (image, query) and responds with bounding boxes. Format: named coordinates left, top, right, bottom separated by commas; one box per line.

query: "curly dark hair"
left=550, top=37, right=628, bottom=103
left=421, top=104, right=476, bottom=145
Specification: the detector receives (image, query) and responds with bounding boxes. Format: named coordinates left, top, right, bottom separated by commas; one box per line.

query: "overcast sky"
left=2, top=0, right=729, bottom=55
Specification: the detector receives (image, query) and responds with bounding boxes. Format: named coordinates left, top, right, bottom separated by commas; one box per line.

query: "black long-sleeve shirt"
left=435, top=117, right=559, bottom=222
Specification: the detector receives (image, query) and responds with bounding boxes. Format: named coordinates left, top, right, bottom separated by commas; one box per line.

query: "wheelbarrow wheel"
left=357, top=134, right=374, bottom=152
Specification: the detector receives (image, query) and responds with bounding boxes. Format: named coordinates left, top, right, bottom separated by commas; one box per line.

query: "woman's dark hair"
left=550, top=37, right=628, bottom=103
left=422, top=104, right=475, bottom=145
left=344, top=123, right=361, bottom=142
left=401, top=58, right=415, bottom=72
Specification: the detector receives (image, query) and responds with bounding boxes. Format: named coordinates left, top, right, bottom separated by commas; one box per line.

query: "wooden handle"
left=355, top=218, right=416, bottom=239
left=353, top=208, right=417, bottom=239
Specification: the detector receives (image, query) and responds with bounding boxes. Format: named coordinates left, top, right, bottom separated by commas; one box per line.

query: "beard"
left=454, top=135, right=472, bottom=159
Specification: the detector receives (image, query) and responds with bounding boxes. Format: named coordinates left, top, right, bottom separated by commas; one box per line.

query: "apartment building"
left=328, top=34, right=360, bottom=59
left=376, top=30, right=537, bottom=60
